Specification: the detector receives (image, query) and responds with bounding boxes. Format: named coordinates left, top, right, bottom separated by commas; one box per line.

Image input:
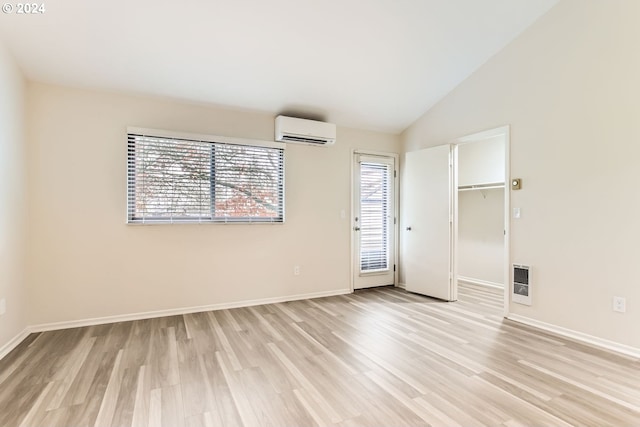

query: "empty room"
left=0, top=1, right=639, bottom=426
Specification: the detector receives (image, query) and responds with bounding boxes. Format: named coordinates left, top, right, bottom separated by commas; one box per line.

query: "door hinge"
left=394, top=217, right=397, bottom=225
left=394, top=264, right=396, bottom=272
left=394, top=170, right=397, bottom=178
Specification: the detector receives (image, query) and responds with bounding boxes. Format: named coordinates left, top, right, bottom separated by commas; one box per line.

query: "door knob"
left=406, top=226, right=412, bottom=231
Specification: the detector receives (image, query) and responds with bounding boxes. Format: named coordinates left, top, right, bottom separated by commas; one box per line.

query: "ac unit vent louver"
left=275, top=115, right=336, bottom=146
left=279, top=135, right=331, bottom=144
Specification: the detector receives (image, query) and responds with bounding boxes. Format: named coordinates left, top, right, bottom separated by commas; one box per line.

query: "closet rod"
left=458, top=182, right=505, bottom=191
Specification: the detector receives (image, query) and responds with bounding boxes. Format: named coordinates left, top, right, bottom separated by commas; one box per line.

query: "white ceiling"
left=0, top=0, right=558, bottom=133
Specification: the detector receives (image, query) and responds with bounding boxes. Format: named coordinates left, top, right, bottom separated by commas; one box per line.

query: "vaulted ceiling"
left=0, top=0, right=558, bottom=133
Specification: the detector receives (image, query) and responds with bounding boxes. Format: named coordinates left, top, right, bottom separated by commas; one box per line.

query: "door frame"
left=454, top=125, right=510, bottom=317
left=350, top=149, right=400, bottom=292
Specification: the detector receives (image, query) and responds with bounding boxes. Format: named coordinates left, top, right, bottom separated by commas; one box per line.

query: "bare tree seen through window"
left=127, top=134, right=284, bottom=223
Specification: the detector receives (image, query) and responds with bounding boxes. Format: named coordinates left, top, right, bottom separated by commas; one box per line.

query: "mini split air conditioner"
left=275, top=115, right=336, bottom=145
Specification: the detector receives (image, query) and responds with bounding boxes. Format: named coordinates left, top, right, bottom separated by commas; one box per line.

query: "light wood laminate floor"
left=1, top=283, right=639, bottom=426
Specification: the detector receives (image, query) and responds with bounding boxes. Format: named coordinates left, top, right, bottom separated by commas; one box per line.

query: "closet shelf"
left=458, top=182, right=505, bottom=191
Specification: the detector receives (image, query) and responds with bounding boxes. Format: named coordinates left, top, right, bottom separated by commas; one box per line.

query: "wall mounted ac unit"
left=275, top=115, right=336, bottom=145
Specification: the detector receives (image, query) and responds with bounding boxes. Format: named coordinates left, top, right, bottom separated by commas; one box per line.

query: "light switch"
left=513, top=208, right=521, bottom=219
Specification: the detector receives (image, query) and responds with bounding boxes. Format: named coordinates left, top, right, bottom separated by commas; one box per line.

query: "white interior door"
left=353, top=154, right=396, bottom=289
left=403, top=145, right=456, bottom=301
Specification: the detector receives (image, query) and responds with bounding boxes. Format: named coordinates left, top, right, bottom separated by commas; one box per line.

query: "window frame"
left=126, top=127, right=286, bottom=225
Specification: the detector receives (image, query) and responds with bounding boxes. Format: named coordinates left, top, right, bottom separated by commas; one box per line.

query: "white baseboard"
left=0, top=328, right=31, bottom=360
left=396, top=282, right=406, bottom=290
left=458, top=276, right=504, bottom=289
left=507, top=314, right=640, bottom=359
left=28, top=288, right=352, bottom=333
left=7, top=290, right=638, bottom=364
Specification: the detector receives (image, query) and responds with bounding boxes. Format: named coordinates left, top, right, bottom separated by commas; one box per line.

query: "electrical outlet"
left=0, top=298, right=6, bottom=316
left=293, top=265, right=300, bottom=276
left=613, top=296, right=626, bottom=313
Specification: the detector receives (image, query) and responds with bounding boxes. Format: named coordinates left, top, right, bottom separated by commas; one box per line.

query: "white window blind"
left=127, top=131, right=284, bottom=223
left=359, top=161, right=391, bottom=271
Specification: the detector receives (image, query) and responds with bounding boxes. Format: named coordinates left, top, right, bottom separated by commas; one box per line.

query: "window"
left=127, top=129, right=285, bottom=223
left=359, top=161, right=391, bottom=271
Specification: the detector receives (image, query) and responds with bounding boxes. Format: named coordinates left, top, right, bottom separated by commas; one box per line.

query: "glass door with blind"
left=353, top=153, right=396, bottom=289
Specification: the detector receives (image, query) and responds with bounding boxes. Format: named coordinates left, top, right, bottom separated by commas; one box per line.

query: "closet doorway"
left=455, top=126, right=509, bottom=315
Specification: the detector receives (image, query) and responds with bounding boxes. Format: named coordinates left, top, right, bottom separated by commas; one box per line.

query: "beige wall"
left=401, top=0, right=640, bottom=348
left=458, top=188, right=504, bottom=286
left=458, top=136, right=505, bottom=187
left=25, top=83, right=399, bottom=325
left=0, top=42, right=27, bottom=350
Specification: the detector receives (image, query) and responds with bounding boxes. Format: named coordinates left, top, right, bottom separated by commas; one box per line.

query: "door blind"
left=359, top=161, right=391, bottom=272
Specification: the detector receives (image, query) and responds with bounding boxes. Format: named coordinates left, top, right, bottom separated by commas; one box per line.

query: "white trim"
left=507, top=314, right=640, bottom=359
left=28, top=288, right=351, bottom=333
left=458, top=276, right=504, bottom=289
left=457, top=126, right=509, bottom=143
left=350, top=150, right=355, bottom=292
left=0, top=328, right=31, bottom=360
left=4, top=292, right=638, bottom=365
left=353, top=149, right=400, bottom=157
left=451, top=144, right=458, bottom=301
left=396, top=282, right=407, bottom=290
left=503, top=126, right=511, bottom=318
left=127, top=126, right=285, bottom=150
left=351, top=150, right=400, bottom=291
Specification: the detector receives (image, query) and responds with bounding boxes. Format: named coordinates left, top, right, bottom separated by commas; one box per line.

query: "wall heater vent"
left=512, top=264, right=532, bottom=305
